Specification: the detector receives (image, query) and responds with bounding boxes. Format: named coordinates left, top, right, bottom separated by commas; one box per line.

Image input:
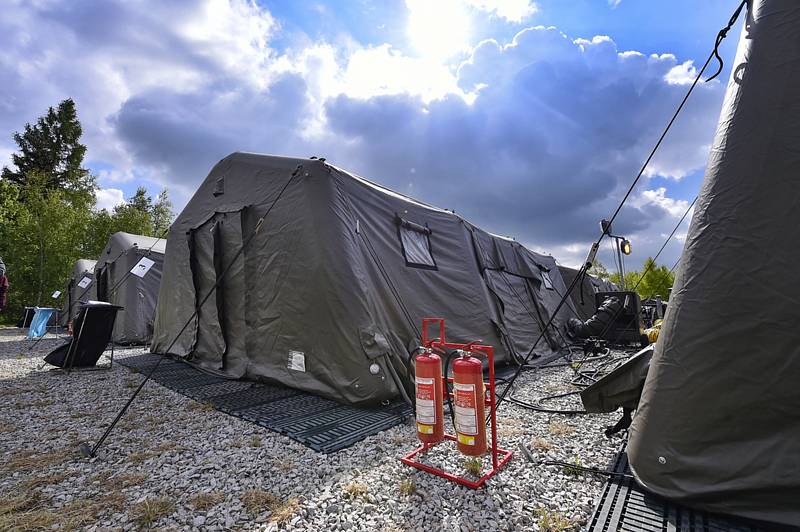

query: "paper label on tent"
left=454, top=383, right=478, bottom=437
left=77, top=276, right=92, bottom=288
left=415, top=377, right=436, bottom=425
left=51, top=291, right=61, bottom=299
left=131, top=257, right=155, bottom=278
left=287, top=350, right=306, bottom=372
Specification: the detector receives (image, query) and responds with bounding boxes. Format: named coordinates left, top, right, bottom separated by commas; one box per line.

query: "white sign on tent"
left=130, top=257, right=155, bottom=278
left=77, top=276, right=92, bottom=288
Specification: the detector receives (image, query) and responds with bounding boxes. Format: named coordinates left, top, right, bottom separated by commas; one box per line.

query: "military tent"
left=628, top=0, right=800, bottom=526
left=557, top=265, right=606, bottom=321
left=95, top=232, right=166, bottom=344
left=151, top=153, right=577, bottom=405
left=60, top=259, right=97, bottom=327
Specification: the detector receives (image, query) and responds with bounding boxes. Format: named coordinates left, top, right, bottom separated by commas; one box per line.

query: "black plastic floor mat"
left=589, top=443, right=769, bottom=532
left=117, top=353, right=412, bottom=453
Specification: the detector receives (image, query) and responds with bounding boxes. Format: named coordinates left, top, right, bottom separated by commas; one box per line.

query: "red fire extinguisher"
left=452, top=350, right=487, bottom=456
left=414, top=348, right=444, bottom=444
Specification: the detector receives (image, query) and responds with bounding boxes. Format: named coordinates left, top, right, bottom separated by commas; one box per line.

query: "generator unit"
left=595, top=291, right=646, bottom=346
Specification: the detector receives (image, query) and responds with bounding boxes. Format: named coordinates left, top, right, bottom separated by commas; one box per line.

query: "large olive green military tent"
left=60, top=259, right=97, bottom=327
left=95, top=232, right=166, bottom=344
left=151, top=153, right=578, bottom=405
left=628, top=0, right=800, bottom=526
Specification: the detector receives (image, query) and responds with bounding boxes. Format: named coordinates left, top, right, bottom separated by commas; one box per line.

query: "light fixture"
left=620, top=239, right=632, bottom=255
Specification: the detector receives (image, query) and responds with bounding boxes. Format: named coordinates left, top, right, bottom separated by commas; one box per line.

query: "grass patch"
left=240, top=489, right=299, bottom=522
left=3, top=448, right=71, bottom=473
left=128, top=496, right=175, bottom=528
left=398, top=478, right=416, bottom=496
left=187, top=400, right=215, bottom=412
left=0, top=422, right=17, bottom=433
left=155, top=442, right=186, bottom=453
left=274, top=459, right=294, bottom=473
left=249, top=435, right=262, bottom=448
left=463, top=457, right=482, bottom=477
left=343, top=481, right=368, bottom=500
left=143, top=415, right=163, bottom=427
left=563, top=457, right=584, bottom=476
left=530, top=437, right=553, bottom=451
left=22, top=472, right=71, bottom=490
left=0, top=491, right=42, bottom=516
left=548, top=422, right=576, bottom=437
left=104, top=473, right=148, bottom=490
left=536, top=508, right=575, bottom=531
left=125, top=379, right=140, bottom=389
left=241, top=489, right=279, bottom=514
left=0, top=490, right=118, bottom=531
left=191, top=491, right=225, bottom=511
left=269, top=497, right=301, bottom=524
left=126, top=451, right=157, bottom=464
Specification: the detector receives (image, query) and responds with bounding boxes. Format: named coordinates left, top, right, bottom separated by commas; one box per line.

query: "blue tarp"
left=28, top=307, right=56, bottom=339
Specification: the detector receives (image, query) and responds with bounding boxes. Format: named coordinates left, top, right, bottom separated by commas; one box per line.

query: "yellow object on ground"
left=644, top=319, right=663, bottom=344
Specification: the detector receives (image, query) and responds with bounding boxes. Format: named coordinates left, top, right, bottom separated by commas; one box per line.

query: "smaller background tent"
left=95, top=232, right=166, bottom=344
left=60, top=259, right=97, bottom=327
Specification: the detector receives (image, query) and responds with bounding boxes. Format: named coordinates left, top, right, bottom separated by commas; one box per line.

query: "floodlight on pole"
left=621, top=239, right=632, bottom=255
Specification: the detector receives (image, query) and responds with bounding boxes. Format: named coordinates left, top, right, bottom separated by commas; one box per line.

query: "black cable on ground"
left=79, top=167, right=302, bottom=459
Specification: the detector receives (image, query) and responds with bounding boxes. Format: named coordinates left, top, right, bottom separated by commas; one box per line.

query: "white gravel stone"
left=0, top=328, right=629, bottom=530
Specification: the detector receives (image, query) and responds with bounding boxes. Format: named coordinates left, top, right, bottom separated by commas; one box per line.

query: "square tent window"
left=541, top=269, right=554, bottom=290
left=397, top=217, right=436, bottom=269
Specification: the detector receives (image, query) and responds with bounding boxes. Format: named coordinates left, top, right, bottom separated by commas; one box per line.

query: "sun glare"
left=406, top=0, right=471, bottom=60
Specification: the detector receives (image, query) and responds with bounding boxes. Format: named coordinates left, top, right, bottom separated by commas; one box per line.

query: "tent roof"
left=96, top=231, right=167, bottom=269
left=72, top=259, right=97, bottom=278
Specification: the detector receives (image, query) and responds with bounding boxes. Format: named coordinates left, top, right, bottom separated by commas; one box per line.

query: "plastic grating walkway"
left=588, top=443, right=770, bottom=532
left=117, top=353, right=412, bottom=453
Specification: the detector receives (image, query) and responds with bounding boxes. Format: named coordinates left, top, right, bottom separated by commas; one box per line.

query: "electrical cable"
left=79, top=167, right=302, bottom=458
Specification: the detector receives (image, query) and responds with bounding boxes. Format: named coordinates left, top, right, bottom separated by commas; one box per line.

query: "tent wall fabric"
left=628, top=0, right=800, bottom=526
left=95, top=232, right=166, bottom=344
left=60, top=259, right=97, bottom=327
left=557, top=265, right=604, bottom=321
left=151, top=153, right=575, bottom=405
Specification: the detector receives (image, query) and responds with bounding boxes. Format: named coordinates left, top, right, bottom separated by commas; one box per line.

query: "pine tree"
left=1, top=98, right=95, bottom=202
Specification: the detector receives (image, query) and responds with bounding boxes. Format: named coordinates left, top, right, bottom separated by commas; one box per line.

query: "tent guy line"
left=79, top=166, right=302, bottom=459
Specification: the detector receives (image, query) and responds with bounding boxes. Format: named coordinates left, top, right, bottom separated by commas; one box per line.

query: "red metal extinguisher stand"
left=401, top=318, right=513, bottom=489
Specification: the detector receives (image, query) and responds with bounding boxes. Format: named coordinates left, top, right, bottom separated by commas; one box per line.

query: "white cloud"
left=95, top=188, right=125, bottom=211
left=0, top=1, right=724, bottom=270
left=464, top=0, right=538, bottom=22
left=608, top=0, right=623, bottom=8
left=638, top=188, right=691, bottom=218
left=340, top=44, right=463, bottom=102
left=665, top=60, right=698, bottom=85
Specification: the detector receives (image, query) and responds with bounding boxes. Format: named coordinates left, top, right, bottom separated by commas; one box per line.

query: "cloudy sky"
left=0, top=0, right=743, bottom=269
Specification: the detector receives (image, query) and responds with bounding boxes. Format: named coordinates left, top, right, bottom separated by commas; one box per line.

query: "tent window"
left=397, top=217, right=436, bottom=269
left=541, top=269, right=554, bottom=290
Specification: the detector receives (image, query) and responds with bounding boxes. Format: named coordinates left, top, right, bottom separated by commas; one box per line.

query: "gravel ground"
left=0, top=327, right=627, bottom=531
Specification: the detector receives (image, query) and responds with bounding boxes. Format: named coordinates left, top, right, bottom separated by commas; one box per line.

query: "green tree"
left=608, top=257, right=675, bottom=300
left=151, top=188, right=174, bottom=236
left=588, top=260, right=611, bottom=281
left=0, top=172, right=94, bottom=316
left=636, top=257, right=674, bottom=299
left=110, top=187, right=155, bottom=237
left=1, top=98, right=95, bottom=202
left=0, top=99, right=175, bottom=323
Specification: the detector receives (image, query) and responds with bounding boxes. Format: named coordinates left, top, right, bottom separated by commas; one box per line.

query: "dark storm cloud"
left=322, top=28, right=723, bottom=253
